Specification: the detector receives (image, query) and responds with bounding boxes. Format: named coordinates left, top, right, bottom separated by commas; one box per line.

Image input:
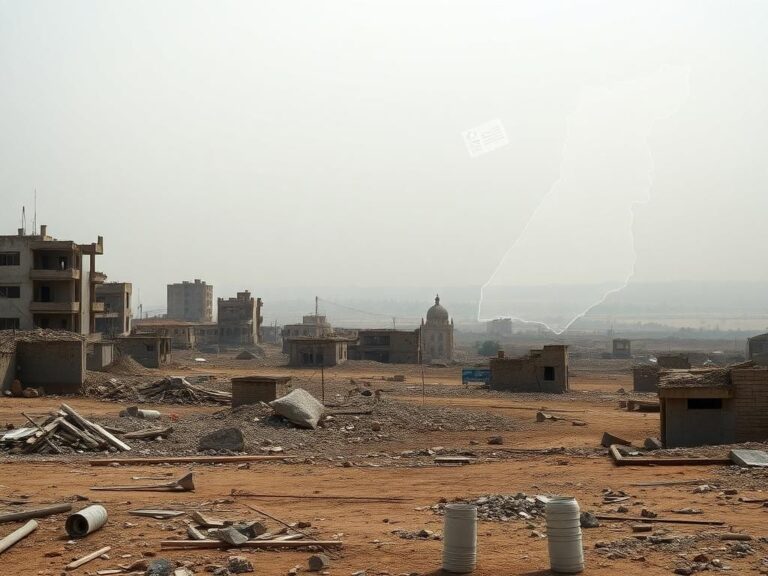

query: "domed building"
left=420, top=295, right=454, bottom=362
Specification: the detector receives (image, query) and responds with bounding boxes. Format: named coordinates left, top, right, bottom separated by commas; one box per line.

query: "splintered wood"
left=0, top=403, right=131, bottom=454
left=93, top=376, right=231, bottom=405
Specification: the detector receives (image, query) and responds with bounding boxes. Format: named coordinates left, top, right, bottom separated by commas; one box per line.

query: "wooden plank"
left=90, top=455, right=292, bottom=466
left=65, top=546, right=112, bottom=570
left=60, top=403, right=131, bottom=452
left=124, top=427, right=174, bottom=440
left=595, top=515, right=724, bottom=526
left=160, top=539, right=342, bottom=550
left=230, top=490, right=412, bottom=502
left=0, top=520, right=38, bottom=555
left=0, top=503, right=72, bottom=524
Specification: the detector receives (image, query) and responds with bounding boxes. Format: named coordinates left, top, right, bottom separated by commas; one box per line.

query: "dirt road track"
left=0, top=458, right=763, bottom=575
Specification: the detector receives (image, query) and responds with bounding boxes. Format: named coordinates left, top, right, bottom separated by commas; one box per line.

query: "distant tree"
left=477, top=340, right=499, bottom=356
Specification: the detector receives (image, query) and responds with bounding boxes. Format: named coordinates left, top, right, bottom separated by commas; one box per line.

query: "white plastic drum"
left=545, top=496, right=584, bottom=574
left=442, top=503, right=477, bottom=573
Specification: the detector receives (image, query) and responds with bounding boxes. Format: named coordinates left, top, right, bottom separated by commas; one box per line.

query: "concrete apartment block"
left=167, top=279, right=213, bottom=323
left=0, top=225, right=105, bottom=335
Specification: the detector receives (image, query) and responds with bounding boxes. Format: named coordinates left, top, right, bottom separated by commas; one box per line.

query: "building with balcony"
left=0, top=225, right=104, bottom=335
left=94, top=282, right=132, bottom=336
left=167, top=279, right=213, bottom=323
left=218, top=291, right=263, bottom=346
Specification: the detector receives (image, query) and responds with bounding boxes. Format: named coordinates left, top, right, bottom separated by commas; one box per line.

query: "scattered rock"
left=198, top=427, right=245, bottom=452
left=227, top=556, right=254, bottom=573
left=211, top=526, right=249, bottom=546
left=487, top=436, right=503, bottom=445
left=579, top=512, right=599, bottom=528
left=307, top=554, right=330, bottom=571
left=146, top=558, right=175, bottom=576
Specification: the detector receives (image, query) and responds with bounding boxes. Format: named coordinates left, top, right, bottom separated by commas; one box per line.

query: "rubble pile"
left=0, top=403, right=130, bottom=454
left=86, top=376, right=231, bottom=405
left=431, top=493, right=546, bottom=522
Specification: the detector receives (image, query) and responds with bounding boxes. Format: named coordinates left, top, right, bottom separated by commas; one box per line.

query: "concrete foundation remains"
left=231, top=375, right=293, bottom=407
left=489, top=345, right=569, bottom=393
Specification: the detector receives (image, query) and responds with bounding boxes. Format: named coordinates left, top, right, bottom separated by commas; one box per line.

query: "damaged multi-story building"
left=167, top=279, right=213, bottom=323
left=94, top=282, right=132, bottom=336
left=218, top=291, right=263, bottom=346
left=0, top=225, right=105, bottom=334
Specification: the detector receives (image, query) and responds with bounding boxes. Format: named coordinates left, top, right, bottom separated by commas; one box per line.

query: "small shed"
left=659, top=366, right=768, bottom=448
left=231, top=375, right=292, bottom=407
left=115, top=335, right=172, bottom=368
left=286, top=337, right=349, bottom=368
left=612, top=338, right=631, bottom=359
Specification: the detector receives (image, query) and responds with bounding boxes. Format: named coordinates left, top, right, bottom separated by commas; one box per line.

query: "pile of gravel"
left=431, top=493, right=546, bottom=522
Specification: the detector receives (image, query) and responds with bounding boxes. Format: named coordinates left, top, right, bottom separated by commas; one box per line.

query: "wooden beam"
left=595, top=515, right=724, bottom=526
left=90, top=455, right=292, bottom=466
left=0, top=520, right=38, bottom=555
left=160, top=539, right=342, bottom=550
left=0, top=503, right=72, bottom=524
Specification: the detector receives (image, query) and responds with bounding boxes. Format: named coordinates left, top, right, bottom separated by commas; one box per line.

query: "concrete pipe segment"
left=545, top=496, right=584, bottom=573
left=442, top=503, right=477, bottom=573
left=65, top=505, right=108, bottom=538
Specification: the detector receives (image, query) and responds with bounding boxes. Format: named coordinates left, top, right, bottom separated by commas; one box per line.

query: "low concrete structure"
left=633, top=365, right=659, bottom=392
left=612, top=338, right=631, bottom=359
left=657, top=353, right=691, bottom=369
left=231, top=375, right=292, bottom=407
left=287, top=337, right=349, bottom=367
left=282, top=315, right=333, bottom=353
left=658, top=366, right=768, bottom=447
left=115, top=334, right=171, bottom=368
left=349, top=329, right=419, bottom=363
left=489, top=345, right=569, bottom=393
left=747, top=333, right=768, bottom=366
left=133, top=319, right=197, bottom=349
left=0, top=330, right=86, bottom=394
left=86, top=341, right=115, bottom=371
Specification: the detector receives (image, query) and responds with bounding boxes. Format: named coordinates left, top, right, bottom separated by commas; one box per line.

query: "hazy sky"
left=2, top=0, right=767, bottom=314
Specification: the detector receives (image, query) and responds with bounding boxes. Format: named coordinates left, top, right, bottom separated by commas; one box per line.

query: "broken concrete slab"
left=729, top=449, right=768, bottom=467
left=601, top=432, right=632, bottom=448
left=211, top=526, right=249, bottom=546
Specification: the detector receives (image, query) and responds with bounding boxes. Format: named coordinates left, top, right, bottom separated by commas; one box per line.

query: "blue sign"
left=462, top=368, right=491, bottom=385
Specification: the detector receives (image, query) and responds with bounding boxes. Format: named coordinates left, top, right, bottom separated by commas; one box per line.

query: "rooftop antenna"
left=21, top=206, right=26, bottom=235
left=33, top=189, right=37, bottom=235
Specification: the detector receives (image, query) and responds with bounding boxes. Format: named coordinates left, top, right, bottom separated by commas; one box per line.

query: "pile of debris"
left=87, top=376, right=231, bottom=405
left=431, top=493, right=546, bottom=522
left=0, top=403, right=130, bottom=454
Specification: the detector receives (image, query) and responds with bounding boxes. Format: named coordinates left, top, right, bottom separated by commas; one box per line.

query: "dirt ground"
left=1, top=358, right=766, bottom=575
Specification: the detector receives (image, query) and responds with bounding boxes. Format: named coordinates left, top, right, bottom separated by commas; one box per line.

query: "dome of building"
left=426, top=295, right=449, bottom=324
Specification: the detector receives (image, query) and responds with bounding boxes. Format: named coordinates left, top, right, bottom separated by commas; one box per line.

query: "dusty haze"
left=1, top=1, right=767, bottom=323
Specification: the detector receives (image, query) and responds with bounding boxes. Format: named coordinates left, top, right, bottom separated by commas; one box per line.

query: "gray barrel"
left=65, top=505, right=108, bottom=538
left=442, top=503, right=477, bottom=573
